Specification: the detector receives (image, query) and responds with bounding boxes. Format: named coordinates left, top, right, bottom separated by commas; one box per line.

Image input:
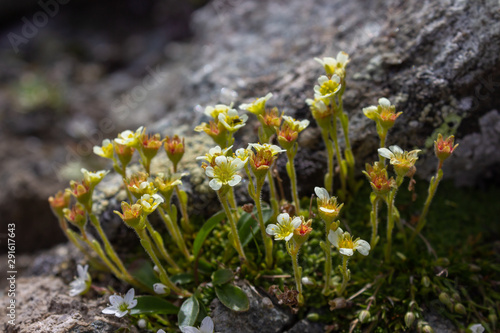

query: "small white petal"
left=378, top=98, right=391, bottom=107
left=284, top=233, right=294, bottom=241
left=215, top=155, right=227, bottom=166
left=378, top=148, right=394, bottom=159
left=115, top=310, right=129, bottom=318
left=102, top=307, right=118, bottom=315
left=469, top=324, right=485, bottom=333
left=339, top=248, right=354, bottom=256
left=109, top=295, right=123, bottom=307
left=291, top=217, right=302, bottom=229
left=124, top=288, right=135, bottom=304
left=330, top=74, right=341, bottom=84
left=209, top=179, right=222, bottom=191
left=314, top=187, right=329, bottom=200
left=205, top=167, right=215, bottom=178
left=337, top=51, right=348, bottom=64
left=266, top=224, right=278, bottom=236
left=200, top=316, right=214, bottom=333
left=390, top=145, right=403, bottom=154
left=277, top=213, right=289, bottom=225
left=228, top=175, right=242, bottom=187
left=320, top=207, right=336, bottom=214
left=355, top=240, right=371, bottom=256
left=328, top=228, right=343, bottom=248
left=181, top=328, right=201, bottom=333
left=317, top=76, right=329, bottom=85
left=157, top=330, right=166, bottom=333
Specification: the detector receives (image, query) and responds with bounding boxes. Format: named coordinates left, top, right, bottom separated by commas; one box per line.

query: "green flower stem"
left=218, top=191, right=247, bottom=264
left=321, top=220, right=332, bottom=296
left=370, top=196, right=381, bottom=249
left=58, top=216, right=91, bottom=258
left=320, top=126, right=335, bottom=194
left=174, top=186, right=193, bottom=233
left=112, top=159, right=133, bottom=202
left=77, top=226, right=123, bottom=279
left=384, top=176, right=403, bottom=262
left=287, top=242, right=304, bottom=306
left=227, top=187, right=240, bottom=220
left=267, top=169, right=280, bottom=219
left=255, top=177, right=274, bottom=268
left=66, top=227, right=108, bottom=272
left=157, top=206, right=191, bottom=261
left=144, top=218, right=181, bottom=270
left=89, top=213, right=133, bottom=280
left=410, top=168, right=444, bottom=244
left=338, top=255, right=349, bottom=295
left=137, top=228, right=191, bottom=297
left=378, top=133, right=387, bottom=165
left=338, top=86, right=355, bottom=184
left=328, top=108, right=347, bottom=198
left=285, top=148, right=301, bottom=212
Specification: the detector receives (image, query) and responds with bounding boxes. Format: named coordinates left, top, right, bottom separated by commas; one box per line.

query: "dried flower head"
left=362, top=162, right=396, bottom=195
left=114, top=201, right=144, bottom=230
left=48, top=190, right=71, bottom=218
left=63, top=203, right=87, bottom=228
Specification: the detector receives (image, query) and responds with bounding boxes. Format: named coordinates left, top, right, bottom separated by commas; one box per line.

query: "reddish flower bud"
left=48, top=190, right=71, bottom=218
left=63, top=203, right=87, bottom=228
left=164, top=135, right=185, bottom=169
left=434, top=133, right=458, bottom=163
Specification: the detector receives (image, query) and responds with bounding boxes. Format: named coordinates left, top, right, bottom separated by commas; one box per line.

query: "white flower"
left=248, top=143, right=286, bottom=155
left=218, top=109, right=248, bottom=132
left=140, top=193, right=164, bottom=214
left=266, top=213, right=302, bottom=241
left=102, top=288, right=137, bottom=318
left=69, top=264, right=91, bottom=297
left=180, top=316, right=215, bottom=333
left=468, top=324, right=485, bottom=333
left=314, top=57, right=337, bottom=76
left=204, top=104, right=233, bottom=119
left=153, top=283, right=169, bottom=295
left=314, top=75, right=341, bottom=99
left=205, top=155, right=244, bottom=191
left=328, top=228, right=370, bottom=256
left=239, top=93, right=273, bottom=116
left=81, top=168, right=109, bottom=187
left=282, top=115, right=310, bottom=132
left=115, top=126, right=144, bottom=146
left=378, top=145, right=420, bottom=177
left=93, top=139, right=114, bottom=159
left=196, top=145, right=233, bottom=164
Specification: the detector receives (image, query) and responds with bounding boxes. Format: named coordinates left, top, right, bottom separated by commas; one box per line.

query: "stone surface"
left=210, top=282, right=293, bottom=333
left=0, top=275, right=138, bottom=333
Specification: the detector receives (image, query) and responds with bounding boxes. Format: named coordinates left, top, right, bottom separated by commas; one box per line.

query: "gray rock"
left=210, top=282, right=293, bottom=333
left=284, top=319, right=324, bottom=333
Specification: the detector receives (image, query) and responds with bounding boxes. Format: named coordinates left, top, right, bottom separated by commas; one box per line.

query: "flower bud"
left=439, top=292, right=453, bottom=307
left=421, top=276, right=431, bottom=288
left=63, top=204, right=87, bottom=228
left=48, top=190, right=71, bottom=218
left=137, top=319, right=147, bottom=329
left=454, top=303, right=466, bottom=315
left=114, top=201, right=144, bottom=230
left=329, top=297, right=347, bottom=310
left=422, top=325, right=435, bottom=333
left=434, top=133, right=458, bottom=163
left=358, top=310, right=370, bottom=324
left=114, top=142, right=135, bottom=167
left=164, top=135, right=185, bottom=169
left=306, top=313, right=319, bottom=322
left=405, top=312, right=416, bottom=328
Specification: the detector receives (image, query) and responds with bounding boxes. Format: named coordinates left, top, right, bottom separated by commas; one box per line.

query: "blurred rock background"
left=0, top=0, right=499, bottom=256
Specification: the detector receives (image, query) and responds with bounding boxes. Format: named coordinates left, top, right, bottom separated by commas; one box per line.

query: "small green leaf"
left=193, top=210, right=226, bottom=258
left=129, top=296, right=178, bottom=315
left=214, top=284, right=249, bottom=312
left=212, top=269, right=233, bottom=285
left=178, top=296, right=200, bottom=327
left=171, top=273, right=194, bottom=285
left=237, top=207, right=272, bottom=247
left=130, top=261, right=160, bottom=288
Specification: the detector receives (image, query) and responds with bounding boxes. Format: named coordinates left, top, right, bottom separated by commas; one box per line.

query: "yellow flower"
left=266, top=213, right=302, bottom=241
left=115, top=126, right=144, bottom=147
left=139, top=194, right=164, bottom=215
left=315, top=52, right=350, bottom=78
left=218, top=109, right=248, bottom=132
left=328, top=227, right=370, bottom=256
left=362, top=98, right=402, bottom=131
